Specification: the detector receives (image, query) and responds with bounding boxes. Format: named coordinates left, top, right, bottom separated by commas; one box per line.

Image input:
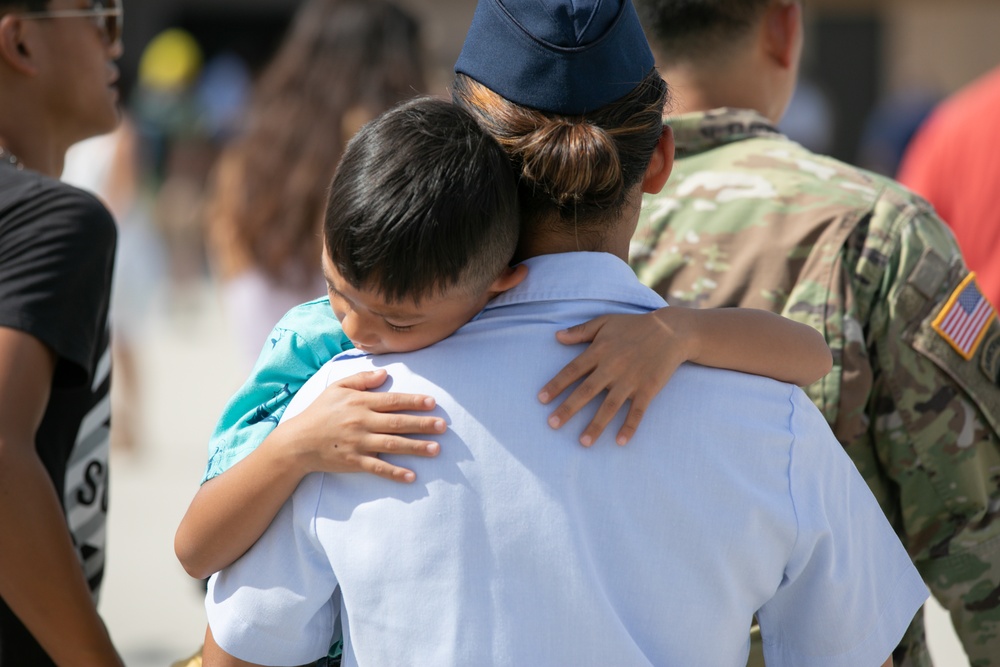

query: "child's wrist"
left=655, top=306, right=700, bottom=363
left=262, top=422, right=314, bottom=479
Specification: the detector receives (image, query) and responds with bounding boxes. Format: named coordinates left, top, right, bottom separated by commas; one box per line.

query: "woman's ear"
left=641, top=126, right=675, bottom=195
left=0, top=15, right=38, bottom=75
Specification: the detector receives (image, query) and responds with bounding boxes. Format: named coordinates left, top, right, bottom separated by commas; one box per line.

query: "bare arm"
left=539, top=306, right=832, bottom=446
left=202, top=626, right=265, bottom=667
left=202, top=625, right=315, bottom=667
left=175, top=369, right=446, bottom=580
left=0, top=327, right=123, bottom=667
left=663, top=307, right=832, bottom=384
left=882, top=657, right=893, bottom=667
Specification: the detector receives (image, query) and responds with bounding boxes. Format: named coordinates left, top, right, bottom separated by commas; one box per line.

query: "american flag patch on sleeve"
left=932, top=273, right=997, bottom=360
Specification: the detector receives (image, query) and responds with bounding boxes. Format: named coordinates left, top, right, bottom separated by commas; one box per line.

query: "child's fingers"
left=554, top=316, right=607, bottom=345
left=369, top=413, right=447, bottom=436
left=538, top=354, right=596, bottom=405
left=615, top=390, right=654, bottom=446
left=365, top=435, right=441, bottom=458
left=577, top=386, right=631, bottom=447
left=357, top=455, right=418, bottom=483
left=331, top=372, right=437, bottom=412
left=334, top=369, right=390, bottom=391
left=368, top=391, right=437, bottom=413
left=544, top=371, right=609, bottom=433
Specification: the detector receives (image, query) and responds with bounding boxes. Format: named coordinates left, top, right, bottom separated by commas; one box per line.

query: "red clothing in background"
left=898, top=65, right=1000, bottom=308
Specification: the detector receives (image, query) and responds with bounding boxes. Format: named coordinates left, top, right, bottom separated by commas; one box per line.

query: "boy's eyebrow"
left=369, top=302, right=423, bottom=322
left=324, top=269, right=424, bottom=321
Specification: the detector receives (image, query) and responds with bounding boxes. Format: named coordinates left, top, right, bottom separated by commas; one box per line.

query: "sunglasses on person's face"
left=17, top=0, right=123, bottom=47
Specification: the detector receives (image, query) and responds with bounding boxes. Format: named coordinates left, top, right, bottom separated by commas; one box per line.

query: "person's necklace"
left=0, top=147, right=23, bottom=170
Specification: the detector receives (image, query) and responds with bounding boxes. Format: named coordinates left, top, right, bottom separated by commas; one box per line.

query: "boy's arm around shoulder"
left=538, top=305, right=831, bottom=446
left=177, top=310, right=343, bottom=579
left=176, top=323, right=445, bottom=579
left=202, top=302, right=348, bottom=484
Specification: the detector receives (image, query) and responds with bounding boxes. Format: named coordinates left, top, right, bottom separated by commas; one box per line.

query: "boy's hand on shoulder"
left=280, top=370, right=446, bottom=483
left=538, top=310, right=689, bottom=447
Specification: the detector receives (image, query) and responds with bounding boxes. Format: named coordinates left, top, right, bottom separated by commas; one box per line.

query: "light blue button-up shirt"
left=208, top=251, right=927, bottom=667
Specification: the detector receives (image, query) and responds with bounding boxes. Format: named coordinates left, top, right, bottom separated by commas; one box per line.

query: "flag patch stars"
left=933, top=273, right=997, bottom=360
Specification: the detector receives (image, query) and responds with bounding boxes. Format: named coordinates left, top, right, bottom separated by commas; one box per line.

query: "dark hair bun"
left=515, top=117, right=623, bottom=209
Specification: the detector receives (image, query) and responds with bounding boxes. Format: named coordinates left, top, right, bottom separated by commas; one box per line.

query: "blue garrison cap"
left=455, top=0, right=655, bottom=115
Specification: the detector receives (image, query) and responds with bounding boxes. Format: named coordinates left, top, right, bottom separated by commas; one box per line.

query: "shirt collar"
left=666, top=108, right=784, bottom=158
left=484, top=251, right=667, bottom=314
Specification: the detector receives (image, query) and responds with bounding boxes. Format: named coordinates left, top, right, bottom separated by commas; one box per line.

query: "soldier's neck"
left=659, top=59, right=787, bottom=125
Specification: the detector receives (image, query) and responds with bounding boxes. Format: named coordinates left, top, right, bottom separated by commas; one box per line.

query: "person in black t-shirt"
left=0, top=1, right=125, bottom=665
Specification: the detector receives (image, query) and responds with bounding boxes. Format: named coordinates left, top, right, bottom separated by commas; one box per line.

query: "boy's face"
left=321, top=248, right=492, bottom=355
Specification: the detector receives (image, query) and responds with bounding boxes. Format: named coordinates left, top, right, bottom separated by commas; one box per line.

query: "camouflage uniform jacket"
left=632, top=108, right=1000, bottom=667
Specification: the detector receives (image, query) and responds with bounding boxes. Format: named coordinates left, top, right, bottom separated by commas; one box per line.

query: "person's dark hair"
left=0, top=0, right=48, bottom=13
left=324, top=97, right=519, bottom=304
left=634, top=0, right=772, bottom=62
left=206, top=0, right=425, bottom=286
left=452, top=69, right=667, bottom=239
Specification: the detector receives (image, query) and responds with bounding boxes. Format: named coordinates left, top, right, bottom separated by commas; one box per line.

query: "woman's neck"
left=514, top=196, right=641, bottom=263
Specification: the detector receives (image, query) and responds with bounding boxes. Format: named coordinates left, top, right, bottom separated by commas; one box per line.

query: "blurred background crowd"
left=75, top=0, right=999, bottom=664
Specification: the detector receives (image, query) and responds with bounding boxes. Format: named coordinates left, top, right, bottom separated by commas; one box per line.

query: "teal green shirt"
left=203, top=297, right=353, bottom=484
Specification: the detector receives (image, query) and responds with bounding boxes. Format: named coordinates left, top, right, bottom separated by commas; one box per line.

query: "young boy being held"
left=176, top=97, right=832, bottom=592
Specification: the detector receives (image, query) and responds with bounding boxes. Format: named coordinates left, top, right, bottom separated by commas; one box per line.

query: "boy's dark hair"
left=324, top=97, right=519, bottom=303
left=635, top=0, right=773, bottom=63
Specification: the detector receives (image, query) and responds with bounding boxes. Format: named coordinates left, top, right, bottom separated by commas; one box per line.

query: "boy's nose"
left=342, top=316, right=379, bottom=349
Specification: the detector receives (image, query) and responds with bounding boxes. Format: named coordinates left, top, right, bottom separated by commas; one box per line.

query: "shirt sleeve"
left=203, top=302, right=351, bottom=483
left=866, top=203, right=1000, bottom=664
left=0, top=181, right=116, bottom=387
left=206, top=473, right=339, bottom=665
left=758, top=390, right=928, bottom=667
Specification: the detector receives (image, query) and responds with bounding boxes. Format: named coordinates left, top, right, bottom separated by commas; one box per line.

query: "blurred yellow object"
left=169, top=646, right=203, bottom=667
left=138, top=28, right=203, bottom=91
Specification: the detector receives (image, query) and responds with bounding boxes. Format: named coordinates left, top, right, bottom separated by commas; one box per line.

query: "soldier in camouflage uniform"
left=632, top=1, right=1000, bottom=666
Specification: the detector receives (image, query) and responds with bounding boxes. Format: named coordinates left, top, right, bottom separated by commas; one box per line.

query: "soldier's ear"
left=762, top=1, right=802, bottom=70
left=0, top=14, right=39, bottom=75
left=641, top=126, right=674, bottom=195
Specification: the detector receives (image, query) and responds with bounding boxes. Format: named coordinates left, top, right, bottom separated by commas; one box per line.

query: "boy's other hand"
left=537, top=312, right=688, bottom=447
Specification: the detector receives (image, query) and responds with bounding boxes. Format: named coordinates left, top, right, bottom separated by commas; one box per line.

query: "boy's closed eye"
left=384, top=321, right=414, bottom=333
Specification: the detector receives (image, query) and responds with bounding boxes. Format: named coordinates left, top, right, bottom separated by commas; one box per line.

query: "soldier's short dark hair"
left=324, top=97, right=519, bottom=304
left=635, top=0, right=774, bottom=63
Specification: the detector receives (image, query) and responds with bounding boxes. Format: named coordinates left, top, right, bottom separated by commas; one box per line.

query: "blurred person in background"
left=856, top=89, right=940, bottom=178
left=898, top=64, right=1000, bottom=310
left=631, top=1, right=1000, bottom=665
left=0, top=0, right=126, bottom=664
left=134, top=28, right=216, bottom=312
left=64, top=115, right=168, bottom=454
left=205, top=0, right=426, bottom=369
